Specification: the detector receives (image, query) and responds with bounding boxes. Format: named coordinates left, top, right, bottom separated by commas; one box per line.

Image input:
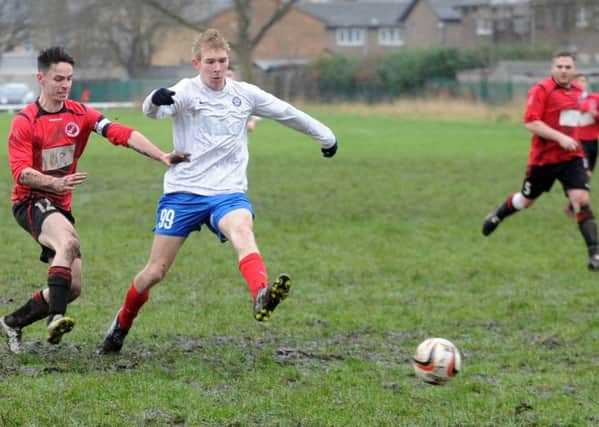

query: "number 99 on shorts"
left=158, top=208, right=175, bottom=230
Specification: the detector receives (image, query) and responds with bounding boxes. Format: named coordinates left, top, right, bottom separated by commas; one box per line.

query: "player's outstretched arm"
left=127, top=131, right=190, bottom=166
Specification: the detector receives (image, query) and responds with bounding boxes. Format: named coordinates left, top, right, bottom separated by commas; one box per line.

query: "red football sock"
left=239, top=252, right=268, bottom=300
left=118, top=281, right=150, bottom=329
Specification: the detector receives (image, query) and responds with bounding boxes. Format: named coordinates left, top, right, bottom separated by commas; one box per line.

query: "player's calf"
left=482, top=193, right=526, bottom=236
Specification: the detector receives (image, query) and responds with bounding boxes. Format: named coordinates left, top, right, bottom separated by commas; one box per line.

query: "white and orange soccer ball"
left=412, top=337, right=462, bottom=385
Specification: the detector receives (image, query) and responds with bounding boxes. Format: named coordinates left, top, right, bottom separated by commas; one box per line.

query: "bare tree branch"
left=141, top=0, right=298, bottom=83
left=0, top=0, right=30, bottom=53
left=142, top=0, right=209, bottom=37
left=251, top=0, right=299, bottom=46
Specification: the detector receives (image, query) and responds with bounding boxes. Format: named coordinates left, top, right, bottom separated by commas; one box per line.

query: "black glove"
left=151, top=88, right=176, bottom=106
left=321, top=141, right=338, bottom=158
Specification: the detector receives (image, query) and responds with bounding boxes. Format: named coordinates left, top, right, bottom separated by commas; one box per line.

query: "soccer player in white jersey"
left=100, top=28, right=337, bottom=353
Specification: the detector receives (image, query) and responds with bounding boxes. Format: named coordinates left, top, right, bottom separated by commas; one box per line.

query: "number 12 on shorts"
left=158, top=208, right=175, bottom=229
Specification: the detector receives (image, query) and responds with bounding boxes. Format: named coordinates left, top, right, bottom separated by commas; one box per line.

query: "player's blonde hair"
left=192, top=29, right=231, bottom=59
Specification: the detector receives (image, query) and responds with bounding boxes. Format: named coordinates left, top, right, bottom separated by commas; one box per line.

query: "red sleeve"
left=104, top=122, right=134, bottom=146
left=86, top=105, right=134, bottom=146
left=524, top=84, right=546, bottom=123
left=7, top=114, right=33, bottom=184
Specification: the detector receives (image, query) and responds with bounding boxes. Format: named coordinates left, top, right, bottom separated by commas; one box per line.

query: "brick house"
left=151, top=0, right=328, bottom=67
left=151, top=0, right=537, bottom=66
left=530, top=0, right=599, bottom=65
left=401, top=0, right=530, bottom=49
left=295, top=1, right=411, bottom=57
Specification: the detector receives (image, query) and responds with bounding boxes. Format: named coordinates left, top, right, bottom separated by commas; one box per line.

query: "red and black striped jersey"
left=8, top=99, right=133, bottom=211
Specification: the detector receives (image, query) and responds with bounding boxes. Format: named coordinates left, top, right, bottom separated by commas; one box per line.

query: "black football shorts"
left=13, top=197, right=78, bottom=263
left=522, top=157, right=590, bottom=199
left=581, top=139, right=598, bottom=172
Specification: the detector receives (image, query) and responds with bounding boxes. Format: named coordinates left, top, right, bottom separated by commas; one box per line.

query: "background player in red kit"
left=574, top=73, right=599, bottom=175
left=482, top=51, right=599, bottom=270
left=0, top=46, right=189, bottom=354
left=564, top=73, right=599, bottom=217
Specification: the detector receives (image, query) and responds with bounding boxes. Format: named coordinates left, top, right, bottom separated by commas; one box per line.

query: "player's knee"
left=144, top=264, right=168, bottom=285
left=513, top=192, right=533, bottom=210
left=57, top=236, right=81, bottom=261
left=229, top=222, right=254, bottom=242
left=575, top=194, right=592, bottom=210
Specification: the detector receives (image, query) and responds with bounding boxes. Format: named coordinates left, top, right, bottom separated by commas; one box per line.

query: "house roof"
left=296, top=1, right=412, bottom=27
left=397, top=0, right=463, bottom=24
left=446, top=0, right=529, bottom=8
left=428, top=0, right=462, bottom=21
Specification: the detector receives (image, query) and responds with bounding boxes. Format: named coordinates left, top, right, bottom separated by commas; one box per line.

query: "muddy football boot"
left=47, top=314, right=75, bottom=345
left=0, top=316, right=22, bottom=354
left=254, top=273, right=291, bottom=322
left=100, top=311, right=129, bottom=354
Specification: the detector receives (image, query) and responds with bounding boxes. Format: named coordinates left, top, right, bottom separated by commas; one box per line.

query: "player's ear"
left=192, top=57, right=201, bottom=71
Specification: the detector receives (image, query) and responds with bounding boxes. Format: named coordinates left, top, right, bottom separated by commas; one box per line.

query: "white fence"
left=0, top=101, right=135, bottom=113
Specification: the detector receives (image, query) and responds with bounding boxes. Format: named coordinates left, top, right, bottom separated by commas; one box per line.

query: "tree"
left=142, top=0, right=299, bottom=82
left=31, top=0, right=192, bottom=79
left=0, top=0, right=30, bottom=53
left=81, top=0, right=175, bottom=78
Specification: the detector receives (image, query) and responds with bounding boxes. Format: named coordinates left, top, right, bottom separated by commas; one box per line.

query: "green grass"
left=0, top=108, right=597, bottom=426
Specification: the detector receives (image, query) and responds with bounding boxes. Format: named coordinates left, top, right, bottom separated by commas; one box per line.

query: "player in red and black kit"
left=563, top=73, right=599, bottom=217
left=0, top=46, right=189, bottom=354
left=575, top=73, right=599, bottom=173
left=482, top=51, right=599, bottom=270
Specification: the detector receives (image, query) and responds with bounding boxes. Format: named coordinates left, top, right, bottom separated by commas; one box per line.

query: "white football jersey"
left=142, top=76, right=336, bottom=196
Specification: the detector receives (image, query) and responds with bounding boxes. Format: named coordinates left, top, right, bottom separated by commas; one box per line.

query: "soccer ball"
left=412, top=337, right=462, bottom=385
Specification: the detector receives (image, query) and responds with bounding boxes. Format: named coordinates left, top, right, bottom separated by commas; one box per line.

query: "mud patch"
left=514, top=402, right=537, bottom=424
left=529, top=334, right=563, bottom=348
left=0, top=328, right=417, bottom=380
left=275, top=347, right=344, bottom=364
left=139, top=407, right=186, bottom=426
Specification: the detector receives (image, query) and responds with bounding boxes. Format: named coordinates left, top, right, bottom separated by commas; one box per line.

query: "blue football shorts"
left=153, top=192, right=254, bottom=241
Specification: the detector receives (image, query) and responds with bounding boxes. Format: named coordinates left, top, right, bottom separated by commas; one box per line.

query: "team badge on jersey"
left=65, top=122, right=80, bottom=137
left=232, top=96, right=241, bottom=107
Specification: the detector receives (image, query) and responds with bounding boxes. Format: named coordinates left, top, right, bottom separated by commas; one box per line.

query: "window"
left=576, top=7, right=589, bottom=28
left=554, top=6, right=565, bottom=30
left=476, top=18, right=493, bottom=35
left=534, top=7, right=545, bottom=30
left=513, top=17, right=529, bottom=35
left=336, top=28, right=366, bottom=46
left=378, top=27, right=403, bottom=46
left=437, top=21, right=445, bottom=44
